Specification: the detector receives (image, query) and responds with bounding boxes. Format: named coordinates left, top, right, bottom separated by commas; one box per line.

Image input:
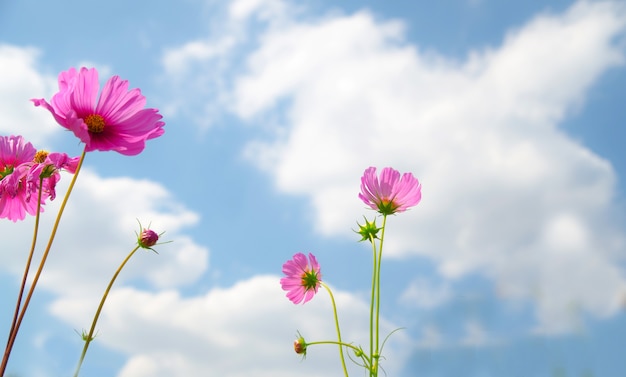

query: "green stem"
left=321, top=282, right=349, bottom=377
left=73, top=245, right=140, bottom=377
left=368, top=232, right=378, bottom=377
left=306, top=340, right=363, bottom=354
left=0, top=147, right=87, bottom=377
left=373, top=214, right=388, bottom=377
left=305, top=340, right=371, bottom=369
left=1, top=178, right=45, bottom=371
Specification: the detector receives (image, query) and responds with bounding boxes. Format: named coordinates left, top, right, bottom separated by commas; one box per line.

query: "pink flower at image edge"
left=358, top=166, right=422, bottom=215
left=31, top=67, right=165, bottom=156
left=280, top=252, right=322, bottom=304
left=0, top=135, right=38, bottom=221
left=0, top=136, right=79, bottom=221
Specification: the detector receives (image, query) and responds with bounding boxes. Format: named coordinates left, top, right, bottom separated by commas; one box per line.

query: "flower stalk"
left=73, top=245, right=140, bottom=377
left=321, top=283, right=349, bottom=377
left=0, top=147, right=87, bottom=376
left=2, top=176, right=45, bottom=371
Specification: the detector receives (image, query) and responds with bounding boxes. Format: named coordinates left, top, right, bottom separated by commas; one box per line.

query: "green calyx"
left=355, top=216, right=382, bottom=242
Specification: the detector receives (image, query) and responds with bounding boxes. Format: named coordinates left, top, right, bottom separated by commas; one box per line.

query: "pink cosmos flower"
left=358, top=166, right=422, bottom=215
left=0, top=136, right=77, bottom=221
left=32, top=67, right=165, bottom=156
left=0, top=135, right=79, bottom=221
left=0, top=135, right=38, bottom=221
left=280, top=252, right=322, bottom=304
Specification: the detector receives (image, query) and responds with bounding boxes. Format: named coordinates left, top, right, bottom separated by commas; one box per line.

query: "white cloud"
left=0, top=44, right=60, bottom=146
left=156, top=0, right=310, bottom=128
left=228, top=0, right=290, bottom=22
left=0, top=167, right=206, bottom=296
left=50, top=276, right=410, bottom=377
left=218, top=0, right=626, bottom=333
left=0, top=165, right=209, bottom=375
left=162, top=38, right=236, bottom=77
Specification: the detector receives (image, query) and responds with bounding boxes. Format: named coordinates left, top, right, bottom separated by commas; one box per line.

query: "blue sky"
left=1, top=0, right=626, bottom=376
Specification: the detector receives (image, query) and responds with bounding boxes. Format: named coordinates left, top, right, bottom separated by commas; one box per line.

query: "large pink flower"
left=280, top=252, right=322, bottom=304
left=358, top=166, right=422, bottom=215
left=0, top=135, right=79, bottom=222
left=32, top=67, right=165, bottom=156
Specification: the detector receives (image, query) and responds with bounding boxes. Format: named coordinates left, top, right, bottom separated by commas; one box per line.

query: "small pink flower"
left=280, top=252, right=322, bottom=304
left=32, top=67, right=165, bottom=156
left=358, top=166, right=422, bottom=215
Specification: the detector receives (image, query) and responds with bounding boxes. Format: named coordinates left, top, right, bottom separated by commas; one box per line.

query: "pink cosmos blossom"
left=32, top=67, right=165, bottom=156
left=358, top=166, right=422, bottom=215
left=280, top=252, right=322, bottom=304
left=0, top=135, right=79, bottom=221
left=0, top=135, right=38, bottom=221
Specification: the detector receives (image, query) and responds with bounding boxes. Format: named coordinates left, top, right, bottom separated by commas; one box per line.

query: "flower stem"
left=368, top=231, right=378, bottom=377
left=321, top=282, right=349, bottom=377
left=1, top=178, right=45, bottom=374
left=306, top=340, right=371, bottom=369
left=74, top=245, right=140, bottom=377
left=0, top=147, right=87, bottom=376
left=370, top=214, right=387, bottom=377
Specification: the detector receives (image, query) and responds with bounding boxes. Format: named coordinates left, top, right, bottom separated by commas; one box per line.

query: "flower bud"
left=294, top=335, right=307, bottom=357
left=139, top=229, right=159, bottom=248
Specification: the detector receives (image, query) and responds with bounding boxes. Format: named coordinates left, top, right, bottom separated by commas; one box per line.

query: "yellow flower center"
left=33, top=150, right=49, bottom=164
left=85, top=114, right=106, bottom=133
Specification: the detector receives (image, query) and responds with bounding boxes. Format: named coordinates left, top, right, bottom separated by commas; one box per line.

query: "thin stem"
left=74, top=245, right=140, bottom=377
left=370, top=214, right=387, bottom=377
left=373, top=214, right=388, bottom=377
left=0, top=147, right=87, bottom=377
left=305, top=340, right=371, bottom=369
left=2, top=178, right=45, bottom=362
left=306, top=340, right=363, bottom=355
left=368, top=232, right=378, bottom=377
left=321, top=282, right=349, bottom=377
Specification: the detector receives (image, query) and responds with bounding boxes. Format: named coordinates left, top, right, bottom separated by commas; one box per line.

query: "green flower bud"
left=293, top=332, right=307, bottom=358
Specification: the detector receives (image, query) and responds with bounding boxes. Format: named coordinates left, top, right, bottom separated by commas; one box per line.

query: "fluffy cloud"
left=219, top=1, right=626, bottom=333
left=0, top=167, right=206, bottom=302
left=0, top=163, right=209, bottom=377
left=50, top=276, right=409, bottom=377
left=0, top=44, right=59, bottom=146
